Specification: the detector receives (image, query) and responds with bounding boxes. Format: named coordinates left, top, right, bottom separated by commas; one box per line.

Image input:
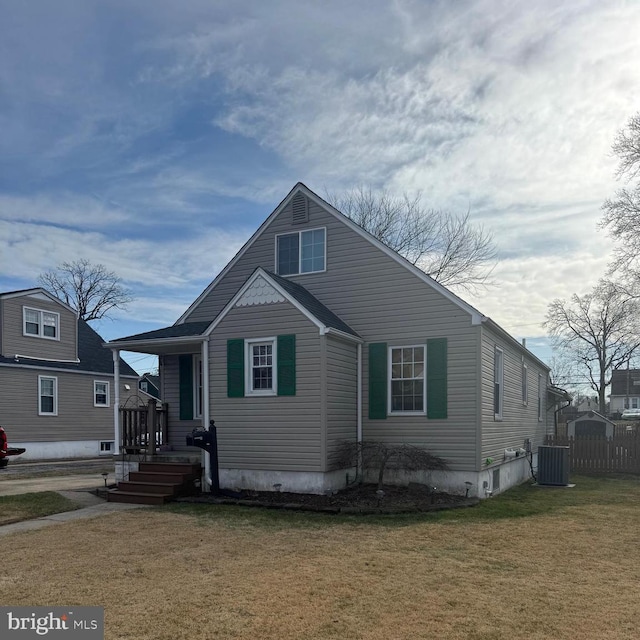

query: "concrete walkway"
left=0, top=469, right=149, bottom=537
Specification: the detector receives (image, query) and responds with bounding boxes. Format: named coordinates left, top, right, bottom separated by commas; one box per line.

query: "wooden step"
left=138, top=462, right=200, bottom=476
left=107, top=490, right=171, bottom=505
left=116, top=481, right=183, bottom=495
left=129, top=471, right=188, bottom=484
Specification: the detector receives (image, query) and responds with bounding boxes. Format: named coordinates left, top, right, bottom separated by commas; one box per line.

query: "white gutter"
left=13, top=354, right=80, bottom=364
left=202, top=337, right=211, bottom=488
left=357, top=343, right=362, bottom=477
left=112, top=349, right=121, bottom=456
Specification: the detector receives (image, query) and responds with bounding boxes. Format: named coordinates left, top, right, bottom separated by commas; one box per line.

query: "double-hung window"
left=246, top=339, right=276, bottom=396
left=494, top=347, right=504, bottom=420
left=94, top=381, right=109, bottom=407
left=24, top=307, right=59, bottom=340
left=193, top=355, right=203, bottom=418
left=389, top=346, right=425, bottom=413
left=276, top=228, right=326, bottom=275
left=39, top=376, right=58, bottom=415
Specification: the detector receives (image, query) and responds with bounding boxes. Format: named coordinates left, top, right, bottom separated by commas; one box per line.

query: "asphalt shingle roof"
left=610, top=369, right=640, bottom=396
left=110, top=321, right=211, bottom=343
left=265, top=271, right=359, bottom=337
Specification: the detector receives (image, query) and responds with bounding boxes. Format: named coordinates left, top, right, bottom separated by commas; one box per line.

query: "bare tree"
left=326, top=186, right=497, bottom=293
left=39, top=259, right=133, bottom=322
left=544, top=280, right=640, bottom=413
left=336, top=440, right=449, bottom=490
left=601, top=113, right=640, bottom=286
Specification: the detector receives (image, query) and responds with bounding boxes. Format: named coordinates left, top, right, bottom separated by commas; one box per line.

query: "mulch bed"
left=178, top=482, right=478, bottom=515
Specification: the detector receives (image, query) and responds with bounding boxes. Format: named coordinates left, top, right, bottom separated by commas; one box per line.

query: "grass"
left=2, top=475, right=640, bottom=640
left=0, top=491, right=81, bottom=525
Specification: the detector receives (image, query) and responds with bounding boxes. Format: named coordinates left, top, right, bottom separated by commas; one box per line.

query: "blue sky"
left=1, top=0, right=639, bottom=375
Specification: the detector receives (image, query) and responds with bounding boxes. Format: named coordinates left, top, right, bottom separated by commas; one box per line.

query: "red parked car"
left=0, top=426, right=26, bottom=468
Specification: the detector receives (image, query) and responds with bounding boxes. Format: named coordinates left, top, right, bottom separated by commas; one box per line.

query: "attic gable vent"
left=291, top=193, right=309, bottom=224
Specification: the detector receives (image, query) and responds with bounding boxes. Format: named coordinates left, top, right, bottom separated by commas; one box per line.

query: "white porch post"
left=113, top=349, right=121, bottom=456
left=202, top=337, right=211, bottom=486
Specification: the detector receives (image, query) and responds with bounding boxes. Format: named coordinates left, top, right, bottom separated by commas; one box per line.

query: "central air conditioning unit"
left=537, top=445, right=570, bottom=486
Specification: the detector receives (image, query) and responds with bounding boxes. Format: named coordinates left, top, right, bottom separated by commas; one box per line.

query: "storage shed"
left=567, top=411, right=614, bottom=438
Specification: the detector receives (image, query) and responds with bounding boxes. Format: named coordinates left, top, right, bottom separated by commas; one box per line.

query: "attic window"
left=24, top=307, right=59, bottom=340
left=291, top=193, right=309, bottom=224
left=276, top=228, right=326, bottom=275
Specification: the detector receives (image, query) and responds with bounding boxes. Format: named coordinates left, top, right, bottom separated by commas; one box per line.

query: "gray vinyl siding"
left=480, top=326, right=549, bottom=464
left=0, top=365, right=132, bottom=442
left=211, top=302, right=323, bottom=472
left=325, top=336, right=358, bottom=470
left=184, top=198, right=480, bottom=470
left=161, top=353, right=203, bottom=450
left=1, top=295, right=77, bottom=361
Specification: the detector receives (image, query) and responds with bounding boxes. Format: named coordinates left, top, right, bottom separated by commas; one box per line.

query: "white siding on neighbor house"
left=480, top=325, right=549, bottom=465
left=1, top=294, right=78, bottom=361
left=325, top=335, right=358, bottom=470
left=184, top=197, right=480, bottom=471
left=0, top=365, right=134, bottom=443
left=210, top=301, right=324, bottom=472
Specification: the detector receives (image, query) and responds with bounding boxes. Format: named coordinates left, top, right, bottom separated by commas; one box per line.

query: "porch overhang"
left=103, top=334, right=208, bottom=356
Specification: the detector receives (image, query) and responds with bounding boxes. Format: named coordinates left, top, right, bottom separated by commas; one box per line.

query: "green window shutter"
left=277, top=334, right=296, bottom=396
left=179, top=354, right=194, bottom=420
left=227, top=339, right=245, bottom=398
left=369, top=342, right=388, bottom=419
left=427, top=338, right=448, bottom=419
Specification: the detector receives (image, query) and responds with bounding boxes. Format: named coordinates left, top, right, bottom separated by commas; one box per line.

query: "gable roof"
left=176, top=182, right=485, bottom=326
left=0, top=319, right=138, bottom=377
left=205, top=268, right=360, bottom=341
left=0, top=287, right=77, bottom=316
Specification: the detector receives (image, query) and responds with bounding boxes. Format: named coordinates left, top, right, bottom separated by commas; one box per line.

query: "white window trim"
left=38, top=375, right=58, bottom=416
left=274, top=227, right=327, bottom=276
left=193, top=355, right=203, bottom=418
left=94, top=380, right=110, bottom=407
left=245, top=337, right=277, bottom=397
left=494, top=347, right=504, bottom=421
left=522, top=361, right=528, bottom=406
left=387, top=344, right=427, bottom=416
left=23, top=307, right=60, bottom=341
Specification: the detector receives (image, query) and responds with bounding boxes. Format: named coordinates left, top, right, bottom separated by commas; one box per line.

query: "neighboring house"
left=139, top=373, right=161, bottom=400
left=107, top=183, right=568, bottom=498
left=609, top=368, right=640, bottom=416
left=0, top=288, right=139, bottom=459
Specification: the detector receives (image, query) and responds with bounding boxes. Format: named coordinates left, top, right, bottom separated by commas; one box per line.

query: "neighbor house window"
left=141, top=381, right=148, bottom=393
left=389, top=346, right=425, bottom=414
left=522, top=361, right=528, bottom=405
left=24, top=307, right=59, bottom=340
left=39, top=376, right=58, bottom=415
left=632, top=397, right=639, bottom=409
left=246, top=338, right=277, bottom=396
left=94, top=381, right=109, bottom=407
left=276, top=228, right=326, bottom=275
left=494, top=348, right=504, bottom=420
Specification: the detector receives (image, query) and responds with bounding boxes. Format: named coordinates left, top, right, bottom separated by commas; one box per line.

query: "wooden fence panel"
left=545, top=434, right=640, bottom=473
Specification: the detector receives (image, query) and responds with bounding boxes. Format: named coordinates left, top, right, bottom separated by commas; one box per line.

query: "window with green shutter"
left=369, top=343, right=388, bottom=419
left=179, top=354, right=194, bottom=420
left=427, top=338, right=448, bottom=419
left=227, top=339, right=245, bottom=397
left=277, top=334, right=296, bottom=396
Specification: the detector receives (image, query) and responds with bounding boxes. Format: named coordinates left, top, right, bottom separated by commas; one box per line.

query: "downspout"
left=357, top=343, right=362, bottom=477
left=112, top=349, right=121, bottom=456
left=202, top=337, right=211, bottom=488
